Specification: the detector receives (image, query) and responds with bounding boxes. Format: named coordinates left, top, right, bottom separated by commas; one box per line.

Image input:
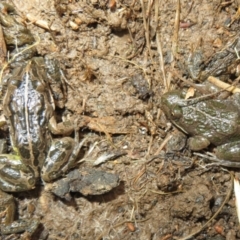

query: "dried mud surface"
left=2, top=0, right=240, bottom=240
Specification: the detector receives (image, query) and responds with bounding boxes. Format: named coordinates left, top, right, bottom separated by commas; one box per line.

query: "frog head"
left=160, top=90, right=185, bottom=121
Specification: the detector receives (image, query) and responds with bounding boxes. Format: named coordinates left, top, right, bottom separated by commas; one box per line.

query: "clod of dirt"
left=166, top=131, right=187, bottom=152
left=171, top=183, right=213, bottom=220
left=131, top=73, right=153, bottom=100
left=50, top=168, right=119, bottom=199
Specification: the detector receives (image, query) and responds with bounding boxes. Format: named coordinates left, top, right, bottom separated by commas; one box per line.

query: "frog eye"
left=171, top=106, right=182, bottom=119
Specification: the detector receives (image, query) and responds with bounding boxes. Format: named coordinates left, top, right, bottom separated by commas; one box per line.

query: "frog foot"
left=1, top=219, right=39, bottom=235
left=0, top=189, right=40, bottom=235
left=188, top=135, right=210, bottom=151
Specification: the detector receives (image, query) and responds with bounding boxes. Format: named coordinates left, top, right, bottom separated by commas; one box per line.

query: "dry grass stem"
left=131, top=165, right=147, bottom=190
left=0, top=25, right=7, bottom=66
left=156, top=33, right=168, bottom=90
left=140, top=0, right=152, bottom=59
left=234, top=177, right=240, bottom=223
left=150, top=189, right=184, bottom=195
left=171, top=0, right=180, bottom=58
left=208, top=76, right=240, bottom=93
left=26, top=14, right=51, bottom=30
left=155, top=133, right=173, bottom=156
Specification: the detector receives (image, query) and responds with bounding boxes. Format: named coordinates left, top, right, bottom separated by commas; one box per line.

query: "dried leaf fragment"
left=26, top=14, right=56, bottom=31
left=185, top=87, right=195, bottom=99
left=208, top=76, right=240, bottom=93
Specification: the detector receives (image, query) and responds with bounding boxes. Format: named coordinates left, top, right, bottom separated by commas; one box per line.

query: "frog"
left=0, top=57, right=84, bottom=193
left=161, top=89, right=240, bottom=166
left=0, top=2, right=85, bottom=235
left=186, top=35, right=240, bottom=82
left=0, top=3, right=35, bottom=48
left=0, top=57, right=84, bottom=234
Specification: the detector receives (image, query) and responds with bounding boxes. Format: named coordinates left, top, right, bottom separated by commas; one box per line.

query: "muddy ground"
left=2, top=0, right=240, bottom=239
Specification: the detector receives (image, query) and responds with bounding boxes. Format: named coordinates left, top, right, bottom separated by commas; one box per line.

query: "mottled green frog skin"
left=161, top=90, right=240, bottom=162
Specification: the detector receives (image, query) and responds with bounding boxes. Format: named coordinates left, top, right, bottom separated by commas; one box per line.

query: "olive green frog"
left=161, top=89, right=240, bottom=165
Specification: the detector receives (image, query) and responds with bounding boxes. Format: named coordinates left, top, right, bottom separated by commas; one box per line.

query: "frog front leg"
left=0, top=154, right=36, bottom=192
left=187, top=135, right=211, bottom=151
left=41, top=129, right=86, bottom=182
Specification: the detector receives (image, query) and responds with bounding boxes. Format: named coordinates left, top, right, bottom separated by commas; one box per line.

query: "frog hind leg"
left=0, top=189, right=39, bottom=235
left=41, top=130, right=86, bottom=182
left=0, top=155, right=36, bottom=192
left=215, top=140, right=240, bottom=162
left=1, top=219, right=39, bottom=235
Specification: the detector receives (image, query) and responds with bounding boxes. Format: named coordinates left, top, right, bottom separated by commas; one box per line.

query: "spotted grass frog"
left=0, top=2, right=84, bottom=234
left=0, top=57, right=84, bottom=193
left=0, top=58, right=83, bottom=235
left=161, top=89, right=240, bottom=166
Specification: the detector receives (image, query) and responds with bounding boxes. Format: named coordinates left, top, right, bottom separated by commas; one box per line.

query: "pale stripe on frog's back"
left=3, top=63, right=53, bottom=177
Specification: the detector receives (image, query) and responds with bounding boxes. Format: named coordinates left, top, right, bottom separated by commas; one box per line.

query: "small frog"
left=163, top=35, right=240, bottom=165
left=187, top=36, right=240, bottom=82
left=0, top=3, right=35, bottom=48
left=0, top=2, right=84, bottom=235
left=0, top=56, right=83, bottom=192
left=161, top=89, right=240, bottom=165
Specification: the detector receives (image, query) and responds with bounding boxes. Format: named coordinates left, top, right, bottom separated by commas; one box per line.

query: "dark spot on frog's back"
left=49, top=149, right=66, bottom=161
left=18, top=146, right=43, bottom=167
left=18, top=146, right=30, bottom=160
